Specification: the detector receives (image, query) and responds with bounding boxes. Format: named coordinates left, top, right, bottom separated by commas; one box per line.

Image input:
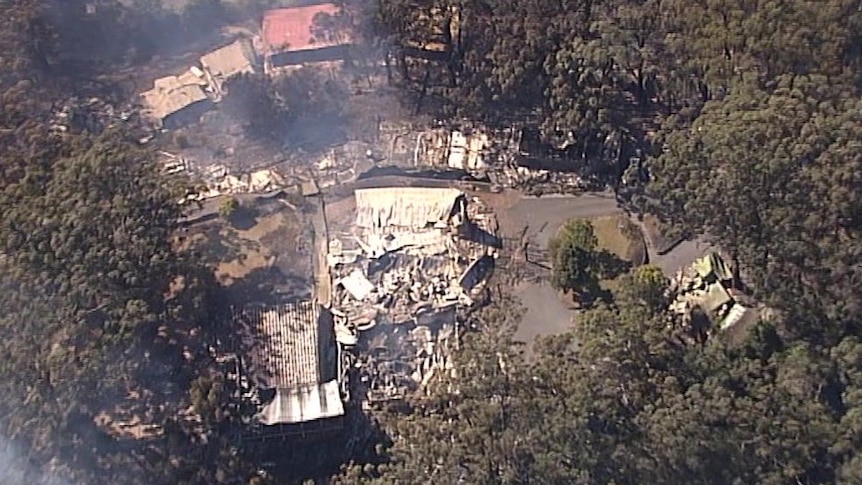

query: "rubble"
left=381, top=122, right=592, bottom=194
left=329, top=187, right=499, bottom=402
left=49, top=96, right=139, bottom=135
left=157, top=151, right=190, bottom=176
left=177, top=162, right=293, bottom=204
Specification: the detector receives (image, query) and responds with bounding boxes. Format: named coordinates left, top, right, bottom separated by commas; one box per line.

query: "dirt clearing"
left=181, top=198, right=312, bottom=303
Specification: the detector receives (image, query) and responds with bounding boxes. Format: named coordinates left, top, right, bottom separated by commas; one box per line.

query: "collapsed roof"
left=199, top=38, right=256, bottom=95
left=669, top=252, right=759, bottom=334
left=331, top=187, right=499, bottom=402
left=140, top=72, right=211, bottom=127
left=355, top=187, right=465, bottom=232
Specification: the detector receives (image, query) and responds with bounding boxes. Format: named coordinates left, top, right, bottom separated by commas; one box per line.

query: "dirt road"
left=649, top=238, right=715, bottom=276
left=513, top=281, right=574, bottom=347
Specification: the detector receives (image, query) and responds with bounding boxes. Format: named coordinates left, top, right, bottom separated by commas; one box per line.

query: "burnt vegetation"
left=222, top=68, right=349, bottom=148
left=0, top=0, right=862, bottom=484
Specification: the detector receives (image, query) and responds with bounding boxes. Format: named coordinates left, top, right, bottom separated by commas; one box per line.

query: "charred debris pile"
left=327, top=187, right=499, bottom=403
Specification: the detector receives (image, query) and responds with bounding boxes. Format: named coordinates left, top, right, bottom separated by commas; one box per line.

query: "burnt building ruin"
left=327, top=187, right=499, bottom=403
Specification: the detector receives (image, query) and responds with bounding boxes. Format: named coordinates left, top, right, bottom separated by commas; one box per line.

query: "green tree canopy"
left=647, top=76, right=862, bottom=340
left=616, top=264, right=668, bottom=311
left=548, top=219, right=601, bottom=298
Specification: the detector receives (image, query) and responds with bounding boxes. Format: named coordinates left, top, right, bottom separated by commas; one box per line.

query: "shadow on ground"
left=225, top=266, right=311, bottom=307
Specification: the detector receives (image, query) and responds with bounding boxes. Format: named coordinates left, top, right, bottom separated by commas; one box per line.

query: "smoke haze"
left=0, top=437, right=70, bottom=485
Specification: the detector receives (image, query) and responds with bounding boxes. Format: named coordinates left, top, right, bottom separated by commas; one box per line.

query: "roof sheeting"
left=257, top=380, right=345, bottom=425
left=365, top=230, right=450, bottom=257
left=239, top=302, right=344, bottom=426
left=241, top=302, right=324, bottom=389
left=261, top=4, right=350, bottom=54
left=200, top=38, right=256, bottom=82
left=339, top=269, right=374, bottom=300
left=355, top=187, right=464, bottom=231
left=720, top=303, right=751, bottom=330
left=141, top=72, right=209, bottom=122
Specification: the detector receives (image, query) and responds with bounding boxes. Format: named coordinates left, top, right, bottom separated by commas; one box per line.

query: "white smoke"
left=0, top=437, right=70, bottom=485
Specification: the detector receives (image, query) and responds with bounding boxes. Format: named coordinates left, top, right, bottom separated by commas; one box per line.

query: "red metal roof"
left=262, top=4, right=347, bottom=54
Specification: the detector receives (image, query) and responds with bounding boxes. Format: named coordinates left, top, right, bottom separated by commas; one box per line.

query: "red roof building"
left=261, top=4, right=352, bottom=71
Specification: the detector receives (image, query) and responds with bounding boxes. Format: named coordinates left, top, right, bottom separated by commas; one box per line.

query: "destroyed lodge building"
left=230, top=186, right=498, bottom=436
left=329, top=187, right=499, bottom=402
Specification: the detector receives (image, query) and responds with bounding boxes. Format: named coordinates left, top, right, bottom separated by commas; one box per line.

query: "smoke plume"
left=0, top=436, right=70, bottom=485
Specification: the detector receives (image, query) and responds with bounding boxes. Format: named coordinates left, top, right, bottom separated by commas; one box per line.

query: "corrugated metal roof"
left=200, top=38, right=256, bottom=81
left=261, top=4, right=350, bottom=54
left=241, top=302, right=323, bottom=389
left=257, top=380, right=344, bottom=425
left=355, top=187, right=464, bottom=231
left=239, top=302, right=344, bottom=425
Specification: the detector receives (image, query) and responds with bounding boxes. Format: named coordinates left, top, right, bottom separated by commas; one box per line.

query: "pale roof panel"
left=141, top=74, right=208, bottom=121
left=200, top=38, right=256, bottom=79
left=355, top=187, right=464, bottom=231
left=339, top=269, right=374, bottom=300
left=257, top=380, right=344, bottom=425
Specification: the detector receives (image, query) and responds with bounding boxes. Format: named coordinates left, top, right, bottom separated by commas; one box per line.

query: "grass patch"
left=587, top=215, right=646, bottom=295
left=548, top=215, right=646, bottom=306
left=588, top=215, right=645, bottom=264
